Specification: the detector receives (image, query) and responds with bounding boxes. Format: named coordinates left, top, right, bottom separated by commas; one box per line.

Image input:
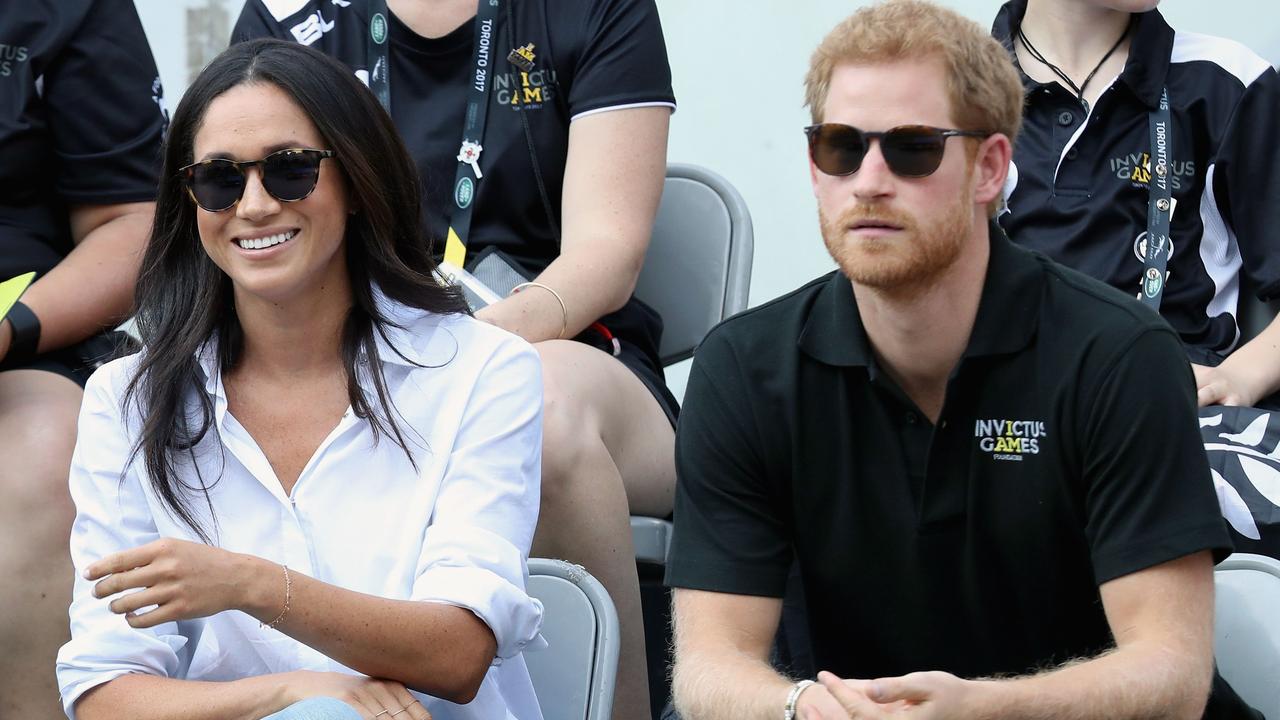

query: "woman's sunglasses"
left=804, top=124, right=990, bottom=178
left=179, top=148, right=337, bottom=212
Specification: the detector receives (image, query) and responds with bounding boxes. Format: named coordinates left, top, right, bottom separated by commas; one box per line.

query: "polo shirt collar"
left=993, top=0, right=1175, bottom=110
left=797, top=221, right=1043, bottom=368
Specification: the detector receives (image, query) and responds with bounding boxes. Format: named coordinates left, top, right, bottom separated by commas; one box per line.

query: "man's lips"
left=849, top=220, right=904, bottom=231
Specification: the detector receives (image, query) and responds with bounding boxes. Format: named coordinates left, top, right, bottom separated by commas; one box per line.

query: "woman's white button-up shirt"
left=57, top=299, right=546, bottom=720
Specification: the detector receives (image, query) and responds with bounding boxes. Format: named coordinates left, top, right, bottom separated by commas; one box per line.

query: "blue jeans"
left=262, top=697, right=364, bottom=720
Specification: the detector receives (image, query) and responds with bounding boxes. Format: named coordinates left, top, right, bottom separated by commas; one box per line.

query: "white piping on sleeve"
left=1198, top=163, right=1243, bottom=351
left=570, top=101, right=676, bottom=123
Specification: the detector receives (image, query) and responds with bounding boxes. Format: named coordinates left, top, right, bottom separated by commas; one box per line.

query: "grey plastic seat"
left=525, top=558, right=621, bottom=720
left=630, top=163, right=755, bottom=564
left=1213, top=553, right=1280, bottom=717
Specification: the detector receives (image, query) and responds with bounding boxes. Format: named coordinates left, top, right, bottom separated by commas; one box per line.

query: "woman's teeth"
left=238, top=230, right=297, bottom=250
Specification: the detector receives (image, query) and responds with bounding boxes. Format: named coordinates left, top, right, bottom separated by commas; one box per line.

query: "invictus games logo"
left=496, top=69, right=558, bottom=110
left=1, top=43, right=30, bottom=78
left=975, top=418, right=1046, bottom=462
left=1109, top=152, right=1195, bottom=191
left=370, top=13, right=388, bottom=44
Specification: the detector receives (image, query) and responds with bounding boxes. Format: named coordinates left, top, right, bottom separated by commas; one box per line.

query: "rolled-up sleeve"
left=410, top=337, right=546, bottom=659
left=57, top=360, right=186, bottom=718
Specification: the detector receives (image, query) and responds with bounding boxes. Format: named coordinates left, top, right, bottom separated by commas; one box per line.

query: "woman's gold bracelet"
left=510, top=281, right=568, bottom=340
left=261, top=564, right=291, bottom=630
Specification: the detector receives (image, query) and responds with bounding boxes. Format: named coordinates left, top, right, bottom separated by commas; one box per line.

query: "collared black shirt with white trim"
left=666, top=225, right=1255, bottom=718
left=994, top=0, right=1280, bottom=362
left=0, top=0, right=165, bottom=282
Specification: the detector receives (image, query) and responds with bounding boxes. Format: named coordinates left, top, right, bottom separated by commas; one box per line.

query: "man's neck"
left=853, top=223, right=991, bottom=423
left=1019, top=0, right=1133, bottom=79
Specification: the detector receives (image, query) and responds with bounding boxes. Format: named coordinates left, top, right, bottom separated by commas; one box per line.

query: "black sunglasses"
left=179, top=148, right=337, bottom=212
left=804, top=124, right=990, bottom=178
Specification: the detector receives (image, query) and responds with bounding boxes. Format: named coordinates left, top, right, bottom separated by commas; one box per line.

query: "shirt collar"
left=993, top=0, right=1174, bottom=110
left=797, top=221, right=1043, bottom=369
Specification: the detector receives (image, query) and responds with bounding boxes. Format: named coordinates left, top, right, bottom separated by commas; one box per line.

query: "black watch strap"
left=4, top=300, right=41, bottom=365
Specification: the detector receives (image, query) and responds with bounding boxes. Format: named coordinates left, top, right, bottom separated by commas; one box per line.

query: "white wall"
left=135, top=1, right=1280, bottom=395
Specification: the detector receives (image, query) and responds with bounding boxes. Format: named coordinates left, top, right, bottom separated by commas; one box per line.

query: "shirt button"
left=1057, top=110, right=1074, bottom=126
left=905, top=412, right=918, bottom=425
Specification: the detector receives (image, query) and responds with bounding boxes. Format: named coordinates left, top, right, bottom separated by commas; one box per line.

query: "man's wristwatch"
left=3, top=301, right=41, bottom=365
left=784, top=679, right=816, bottom=720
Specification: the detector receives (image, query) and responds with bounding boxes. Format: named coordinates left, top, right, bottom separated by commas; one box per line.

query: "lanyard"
left=1146, top=87, right=1172, bottom=308
left=367, top=0, right=500, bottom=267
left=1139, top=87, right=1174, bottom=309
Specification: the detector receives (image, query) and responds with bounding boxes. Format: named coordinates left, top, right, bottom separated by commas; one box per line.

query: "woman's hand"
left=283, top=672, right=432, bottom=720
left=86, top=538, right=266, bottom=628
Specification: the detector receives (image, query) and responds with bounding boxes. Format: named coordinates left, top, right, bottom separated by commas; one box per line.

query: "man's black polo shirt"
left=666, top=227, right=1239, bottom=706
left=993, top=0, right=1280, bottom=362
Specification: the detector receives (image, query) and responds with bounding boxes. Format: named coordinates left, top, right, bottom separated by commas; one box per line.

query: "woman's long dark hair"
left=125, top=39, right=469, bottom=541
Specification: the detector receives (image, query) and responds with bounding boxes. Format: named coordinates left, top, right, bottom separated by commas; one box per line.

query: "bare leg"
left=0, top=370, right=83, bottom=719
left=532, top=340, right=676, bottom=720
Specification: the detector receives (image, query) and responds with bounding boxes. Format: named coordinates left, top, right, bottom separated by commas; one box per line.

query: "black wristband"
left=4, top=300, right=41, bottom=365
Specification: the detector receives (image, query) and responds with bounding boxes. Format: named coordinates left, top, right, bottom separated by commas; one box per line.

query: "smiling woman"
left=56, top=39, right=546, bottom=720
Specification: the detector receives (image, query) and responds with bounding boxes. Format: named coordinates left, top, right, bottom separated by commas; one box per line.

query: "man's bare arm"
left=839, top=551, right=1217, bottom=720
left=672, top=588, right=858, bottom=720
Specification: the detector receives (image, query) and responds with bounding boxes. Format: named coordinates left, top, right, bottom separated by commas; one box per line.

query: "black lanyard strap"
left=1140, top=87, right=1174, bottom=309
left=367, top=0, right=500, bottom=266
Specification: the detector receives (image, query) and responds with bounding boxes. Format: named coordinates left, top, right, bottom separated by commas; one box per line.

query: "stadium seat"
left=1213, top=552, right=1280, bottom=717
left=525, top=558, right=621, bottom=720
left=630, top=162, right=755, bottom=564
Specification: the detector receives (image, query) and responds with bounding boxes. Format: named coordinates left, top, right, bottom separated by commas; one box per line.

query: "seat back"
left=1213, top=553, right=1280, bottom=717
left=525, top=558, right=620, bottom=720
left=634, top=163, right=755, bottom=366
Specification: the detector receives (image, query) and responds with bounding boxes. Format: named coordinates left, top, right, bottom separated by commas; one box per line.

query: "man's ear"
left=972, top=133, right=1013, bottom=209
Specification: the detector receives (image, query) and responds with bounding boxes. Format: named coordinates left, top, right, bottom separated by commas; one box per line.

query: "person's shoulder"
left=1033, top=251, right=1174, bottom=347
left=698, top=272, right=834, bottom=359
left=1170, top=30, right=1273, bottom=88
left=81, top=353, right=144, bottom=408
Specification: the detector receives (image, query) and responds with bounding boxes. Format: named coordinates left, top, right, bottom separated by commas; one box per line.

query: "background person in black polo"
left=0, top=0, right=163, bottom=715
left=233, top=2, right=677, bottom=715
left=666, top=2, right=1254, bottom=719
left=993, top=0, right=1280, bottom=408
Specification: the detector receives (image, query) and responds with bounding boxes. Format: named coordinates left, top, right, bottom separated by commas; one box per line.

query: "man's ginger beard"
left=820, top=175, right=976, bottom=294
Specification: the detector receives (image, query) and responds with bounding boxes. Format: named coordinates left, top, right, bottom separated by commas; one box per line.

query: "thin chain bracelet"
left=261, top=564, right=291, bottom=630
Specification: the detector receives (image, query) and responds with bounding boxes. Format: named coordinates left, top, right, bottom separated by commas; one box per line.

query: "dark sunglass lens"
left=190, top=161, right=244, bottom=211
left=812, top=125, right=867, bottom=176
left=882, top=126, right=947, bottom=177
left=263, top=151, right=321, bottom=202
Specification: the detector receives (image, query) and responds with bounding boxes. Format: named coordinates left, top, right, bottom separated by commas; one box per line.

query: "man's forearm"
left=969, top=642, right=1211, bottom=720
left=672, top=649, right=795, bottom=720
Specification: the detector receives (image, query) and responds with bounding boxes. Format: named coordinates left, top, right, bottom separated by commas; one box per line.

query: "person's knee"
left=535, top=343, right=605, bottom=498
left=0, top=379, right=81, bottom=516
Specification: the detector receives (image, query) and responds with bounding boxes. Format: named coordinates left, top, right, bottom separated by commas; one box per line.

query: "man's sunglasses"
left=179, top=148, right=337, bottom=212
left=804, top=124, right=990, bottom=178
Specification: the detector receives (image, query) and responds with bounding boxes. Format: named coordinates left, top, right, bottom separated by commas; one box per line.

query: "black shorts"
left=612, top=336, right=679, bottom=429
left=575, top=295, right=679, bottom=429
left=0, top=331, right=134, bottom=388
